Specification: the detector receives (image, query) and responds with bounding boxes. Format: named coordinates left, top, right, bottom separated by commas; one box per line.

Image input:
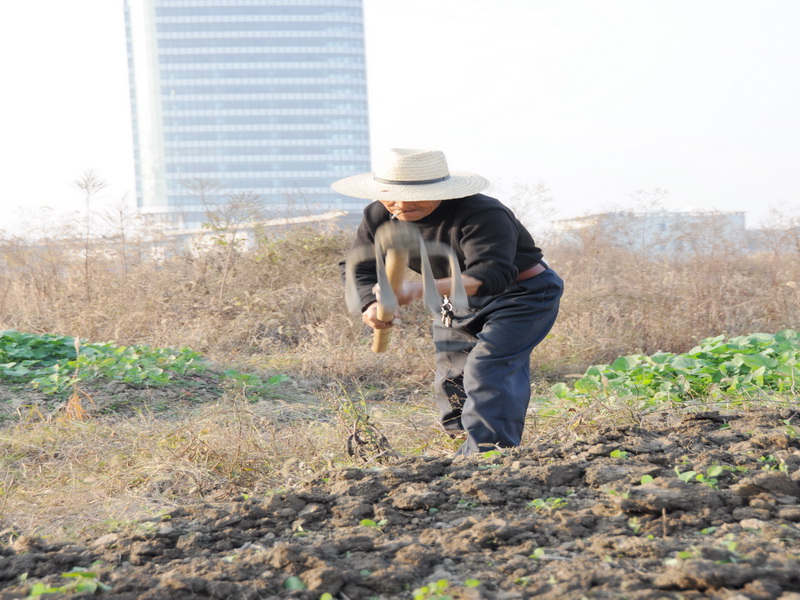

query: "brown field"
left=1, top=211, right=799, bottom=599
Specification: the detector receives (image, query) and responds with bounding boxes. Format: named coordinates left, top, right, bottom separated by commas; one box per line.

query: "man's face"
left=379, top=200, right=442, bottom=221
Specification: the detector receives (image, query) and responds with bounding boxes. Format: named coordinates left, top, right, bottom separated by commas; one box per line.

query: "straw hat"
left=331, top=148, right=489, bottom=202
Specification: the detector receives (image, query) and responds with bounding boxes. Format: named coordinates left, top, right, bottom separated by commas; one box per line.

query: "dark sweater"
left=345, top=194, right=543, bottom=312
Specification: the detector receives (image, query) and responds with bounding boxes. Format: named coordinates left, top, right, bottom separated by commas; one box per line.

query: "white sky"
left=1, top=1, right=798, bottom=232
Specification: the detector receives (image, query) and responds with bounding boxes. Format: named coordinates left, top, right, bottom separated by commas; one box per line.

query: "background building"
left=124, top=0, right=370, bottom=229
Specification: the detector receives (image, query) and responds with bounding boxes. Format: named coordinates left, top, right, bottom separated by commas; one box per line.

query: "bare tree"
left=205, top=191, right=265, bottom=309
left=101, top=193, right=141, bottom=277
left=71, top=169, right=107, bottom=300
left=182, top=177, right=224, bottom=229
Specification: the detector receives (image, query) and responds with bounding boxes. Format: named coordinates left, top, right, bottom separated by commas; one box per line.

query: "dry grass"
left=3, top=216, right=798, bottom=382
left=0, top=388, right=455, bottom=539
left=1, top=213, right=799, bottom=539
left=541, top=219, right=800, bottom=375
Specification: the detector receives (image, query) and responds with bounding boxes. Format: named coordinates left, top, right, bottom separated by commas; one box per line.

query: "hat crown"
left=374, top=148, right=450, bottom=183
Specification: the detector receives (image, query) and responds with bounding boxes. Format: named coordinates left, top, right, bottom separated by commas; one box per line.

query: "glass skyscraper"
left=123, top=0, right=370, bottom=228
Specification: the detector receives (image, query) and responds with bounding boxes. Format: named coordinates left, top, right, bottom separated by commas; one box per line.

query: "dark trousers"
left=433, top=268, right=563, bottom=455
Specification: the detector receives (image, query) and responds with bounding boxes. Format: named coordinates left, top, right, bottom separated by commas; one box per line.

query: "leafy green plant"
left=0, top=330, right=209, bottom=395
left=696, top=465, right=724, bottom=488
left=552, top=329, right=800, bottom=404
left=25, top=567, right=111, bottom=597
left=674, top=467, right=697, bottom=483
left=0, top=329, right=288, bottom=400
left=610, top=449, right=630, bottom=459
left=674, top=465, right=725, bottom=488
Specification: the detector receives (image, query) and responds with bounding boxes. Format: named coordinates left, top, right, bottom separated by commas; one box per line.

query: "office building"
left=124, top=0, right=370, bottom=228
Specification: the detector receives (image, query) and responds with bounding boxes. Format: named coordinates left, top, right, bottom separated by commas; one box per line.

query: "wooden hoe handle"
left=372, top=248, right=408, bottom=353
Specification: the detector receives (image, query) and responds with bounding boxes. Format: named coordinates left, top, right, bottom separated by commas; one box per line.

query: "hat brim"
left=331, top=171, right=489, bottom=202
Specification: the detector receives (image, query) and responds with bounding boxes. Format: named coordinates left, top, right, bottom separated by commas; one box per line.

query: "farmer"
left=333, top=148, right=563, bottom=455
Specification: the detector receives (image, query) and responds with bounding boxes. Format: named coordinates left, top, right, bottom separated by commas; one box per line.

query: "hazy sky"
left=1, top=1, right=798, bottom=231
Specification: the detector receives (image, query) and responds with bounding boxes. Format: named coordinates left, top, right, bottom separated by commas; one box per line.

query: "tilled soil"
left=2, top=408, right=800, bottom=599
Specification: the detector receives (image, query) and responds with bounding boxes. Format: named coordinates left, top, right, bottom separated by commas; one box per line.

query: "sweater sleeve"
left=459, top=208, right=521, bottom=295
left=340, top=205, right=382, bottom=312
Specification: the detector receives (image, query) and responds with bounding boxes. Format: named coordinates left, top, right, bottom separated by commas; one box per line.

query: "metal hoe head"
left=344, top=220, right=468, bottom=317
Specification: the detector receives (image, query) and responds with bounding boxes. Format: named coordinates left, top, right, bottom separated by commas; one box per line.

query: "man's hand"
left=362, top=302, right=394, bottom=330
left=364, top=282, right=419, bottom=330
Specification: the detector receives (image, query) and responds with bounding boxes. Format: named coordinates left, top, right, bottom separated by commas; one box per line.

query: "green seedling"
left=610, top=449, right=630, bottom=459
left=640, top=474, right=655, bottom=485
left=696, top=465, right=724, bottom=488
left=478, top=463, right=502, bottom=470
left=413, top=578, right=451, bottom=600
left=480, top=450, right=503, bottom=458
left=283, top=576, right=306, bottom=591
left=603, top=488, right=629, bottom=499
left=292, top=524, right=309, bottom=537
left=664, top=547, right=701, bottom=565
left=758, top=454, right=788, bottom=472
left=717, top=534, right=747, bottom=563
left=527, top=497, right=568, bottom=512
left=529, top=547, right=546, bottom=559
left=359, top=518, right=388, bottom=531
left=674, top=467, right=697, bottom=483
left=411, top=578, right=479, bottom=600
left=628, top=517, right=643, bottom=535
left=675, top=465, right=725, bottom=488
